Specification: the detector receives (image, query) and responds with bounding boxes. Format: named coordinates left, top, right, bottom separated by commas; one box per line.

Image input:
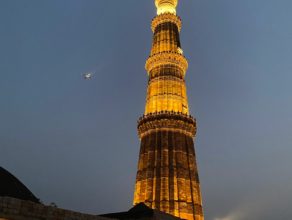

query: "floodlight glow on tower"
left=133, top=1, right=204, bottom=220
left=155, top=0, right=178, bottom=15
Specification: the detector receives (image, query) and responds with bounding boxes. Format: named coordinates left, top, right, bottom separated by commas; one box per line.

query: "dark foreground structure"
left=0, top=167, right=181, bottom=220
left=0, top=167, right=39, bottom=204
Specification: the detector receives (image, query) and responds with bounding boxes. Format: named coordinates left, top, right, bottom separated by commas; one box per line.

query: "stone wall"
left=0, top=197, right=112, bottom=220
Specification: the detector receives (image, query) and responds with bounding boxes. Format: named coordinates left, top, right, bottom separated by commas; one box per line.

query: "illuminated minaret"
left=133, top=1, right=204, bottom=220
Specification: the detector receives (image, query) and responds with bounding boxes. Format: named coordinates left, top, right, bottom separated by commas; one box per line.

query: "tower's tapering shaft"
left=133, top=1, right=204, bottom=220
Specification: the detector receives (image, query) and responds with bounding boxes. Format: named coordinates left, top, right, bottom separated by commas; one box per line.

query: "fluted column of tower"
left=133, top=1, right=204, bottom=220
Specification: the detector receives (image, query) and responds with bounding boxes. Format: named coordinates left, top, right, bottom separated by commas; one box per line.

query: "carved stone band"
left=145, top=52, right=188, bottom=75
left=152, top=13, right=182, bottom=32
left=138, top=112, right=196, bottom=138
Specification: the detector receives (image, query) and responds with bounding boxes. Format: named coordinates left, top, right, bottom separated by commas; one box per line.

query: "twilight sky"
left=1, top=1, right=292, bottom=220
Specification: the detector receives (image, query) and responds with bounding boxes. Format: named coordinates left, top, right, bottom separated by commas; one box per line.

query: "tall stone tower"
left=133, top=1, right=204, bottom=220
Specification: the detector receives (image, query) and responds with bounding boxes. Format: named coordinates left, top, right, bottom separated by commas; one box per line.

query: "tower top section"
left=155, top=0, right=178, bottom=15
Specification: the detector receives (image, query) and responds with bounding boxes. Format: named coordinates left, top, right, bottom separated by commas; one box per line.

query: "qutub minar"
left=133, top=0, right=204, bottom=220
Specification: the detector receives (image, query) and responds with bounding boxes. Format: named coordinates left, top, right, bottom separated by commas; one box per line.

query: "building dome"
left=0, top=167, right=39, bottom=203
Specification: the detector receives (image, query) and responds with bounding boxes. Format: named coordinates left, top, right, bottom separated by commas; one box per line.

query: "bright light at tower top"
left=155, top=0, right=178, bottom=15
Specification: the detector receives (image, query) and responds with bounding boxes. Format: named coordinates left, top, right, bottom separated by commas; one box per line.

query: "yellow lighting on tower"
left=155, top=0, right=178, bottom=15
left=133, top=1, right=204, bottom=219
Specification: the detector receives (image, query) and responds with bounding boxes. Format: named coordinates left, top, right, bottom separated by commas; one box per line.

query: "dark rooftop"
left=100, top=203, right=182, bottom=220
left=0, top=167, right=39, bottom=203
